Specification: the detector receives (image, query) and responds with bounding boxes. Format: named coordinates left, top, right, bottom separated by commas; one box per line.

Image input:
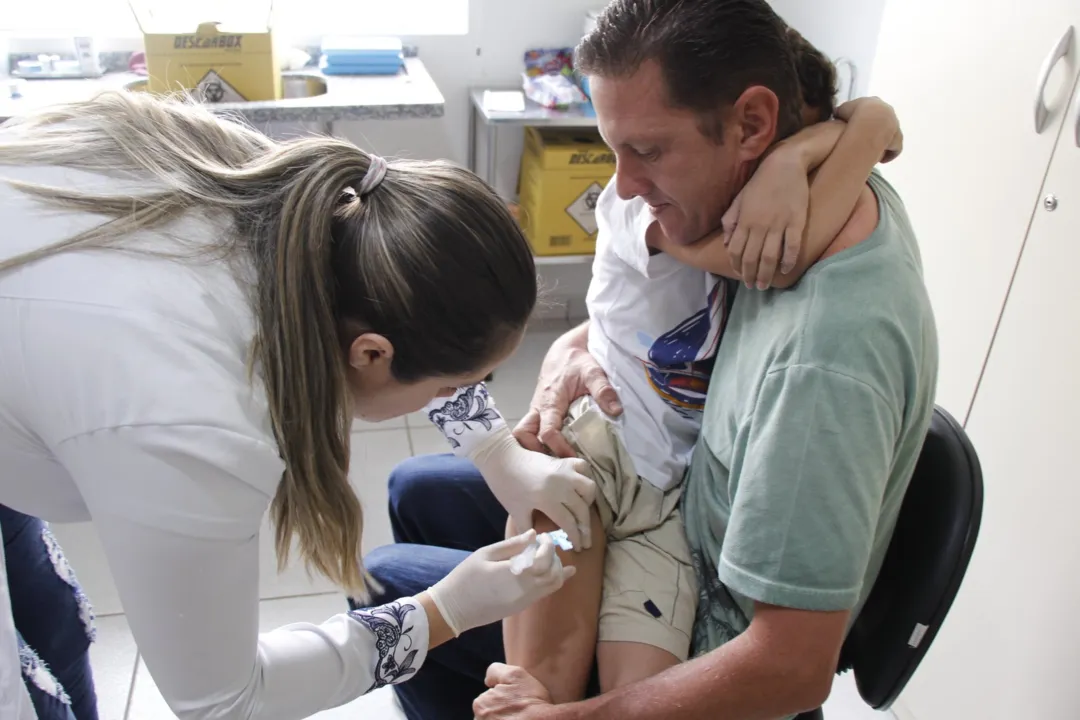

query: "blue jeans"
left=357, top=454, right=508, bottom=720
left=1, top=505, right=98, bottom=720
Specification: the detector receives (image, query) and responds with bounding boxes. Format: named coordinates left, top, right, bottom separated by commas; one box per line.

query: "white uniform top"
left=0, top=160, right=429, bottom=720
left=427, top=182, right=734, bottom=491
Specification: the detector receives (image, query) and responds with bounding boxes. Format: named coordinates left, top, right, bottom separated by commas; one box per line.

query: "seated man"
left=363, top=2, right=936, bottom=719
left=420, top=102, right=902, bottom=709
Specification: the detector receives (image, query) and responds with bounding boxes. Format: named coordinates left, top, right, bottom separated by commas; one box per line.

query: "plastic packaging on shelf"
left=522, top=47, right=587, bottom=109
left=523, top=73, right=588, bottom=109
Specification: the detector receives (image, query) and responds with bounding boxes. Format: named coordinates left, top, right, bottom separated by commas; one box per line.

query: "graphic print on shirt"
left=639, top=280, right=732, bottom=419
left=689, top=546, right=749, bottom=657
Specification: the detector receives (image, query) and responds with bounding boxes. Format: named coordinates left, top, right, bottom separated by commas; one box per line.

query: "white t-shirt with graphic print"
left=427, top=181, right=735, bottom=491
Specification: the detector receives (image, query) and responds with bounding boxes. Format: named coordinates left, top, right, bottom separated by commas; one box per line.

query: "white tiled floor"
left=76, top=324, right=892, bottom=719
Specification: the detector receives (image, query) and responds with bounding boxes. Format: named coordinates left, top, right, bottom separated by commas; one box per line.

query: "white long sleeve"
left=423, top=384, right=507, bottom=456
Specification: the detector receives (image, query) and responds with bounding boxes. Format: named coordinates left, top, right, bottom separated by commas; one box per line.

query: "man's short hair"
left=576, top=0, right=805, bottom=141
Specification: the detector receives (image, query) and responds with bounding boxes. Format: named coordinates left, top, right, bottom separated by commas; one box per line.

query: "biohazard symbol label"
left=566, top=182, right=604, bottom=234
left=195, top=70, right=247, bottom=103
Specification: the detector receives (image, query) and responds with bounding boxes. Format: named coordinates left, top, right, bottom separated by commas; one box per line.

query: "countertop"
left=470, top=88, right=598, bottom=127
left=0, top=57, right=444, bottom=124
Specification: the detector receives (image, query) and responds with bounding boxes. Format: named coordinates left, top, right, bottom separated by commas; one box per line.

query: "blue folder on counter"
left=320, top=36, right=404, bottom=75
left=319, top=56, right=403, bottom=75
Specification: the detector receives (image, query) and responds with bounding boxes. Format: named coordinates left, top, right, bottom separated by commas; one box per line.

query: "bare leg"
left=597, top=641, right=681, bottom=692
left=502, top=509, right=605, bottom=704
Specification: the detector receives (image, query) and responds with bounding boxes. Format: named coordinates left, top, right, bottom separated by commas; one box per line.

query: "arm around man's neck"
left=648, top=98, right=900, bottom=289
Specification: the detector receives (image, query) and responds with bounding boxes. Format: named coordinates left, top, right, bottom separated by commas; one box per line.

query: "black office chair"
left=797, top=406, right=984, bottom=720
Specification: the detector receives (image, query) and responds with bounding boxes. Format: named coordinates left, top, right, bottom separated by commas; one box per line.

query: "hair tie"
left=356, top=155, right=388, bottom=197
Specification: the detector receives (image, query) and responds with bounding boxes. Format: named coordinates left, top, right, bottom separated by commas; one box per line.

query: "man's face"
left=590, top=61, right=747, bottom=245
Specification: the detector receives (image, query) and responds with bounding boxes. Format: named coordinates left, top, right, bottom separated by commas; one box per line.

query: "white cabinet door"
left=869, top=0, right=1079, bottom=418
left=899, top=80, right=1080, bottom=720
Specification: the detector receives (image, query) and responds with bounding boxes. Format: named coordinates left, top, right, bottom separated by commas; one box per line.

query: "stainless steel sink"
left=282, top=74, right=328, bottom=100
left=123, top=74, right=328, bottom=102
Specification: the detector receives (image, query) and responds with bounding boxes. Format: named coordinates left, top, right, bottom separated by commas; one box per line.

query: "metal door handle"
left=1075, top=89, right=1080, bottom=147
left=834, top=57, right=857, bottom=103
left=1035, top=26, right=1074, bottom=134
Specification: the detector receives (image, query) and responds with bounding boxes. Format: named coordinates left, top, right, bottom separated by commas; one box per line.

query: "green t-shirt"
left=683, top=171, right=938, bottom=656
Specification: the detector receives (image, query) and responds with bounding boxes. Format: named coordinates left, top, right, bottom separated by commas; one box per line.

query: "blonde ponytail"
left=255, top=144, right=373, bottom=593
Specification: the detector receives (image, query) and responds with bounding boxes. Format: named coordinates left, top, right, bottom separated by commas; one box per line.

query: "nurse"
left=0, top=91, right=575, bottom=719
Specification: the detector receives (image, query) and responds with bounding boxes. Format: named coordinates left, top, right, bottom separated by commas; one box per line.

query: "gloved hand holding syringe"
left=509, top=530, right=574, bottom=575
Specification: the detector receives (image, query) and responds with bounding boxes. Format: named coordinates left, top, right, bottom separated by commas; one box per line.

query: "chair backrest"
left=838, top=405, right=984, bottom=709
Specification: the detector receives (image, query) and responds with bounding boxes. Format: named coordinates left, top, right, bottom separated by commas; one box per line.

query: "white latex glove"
left=469, top=425, right=597, bottom=550
left=427, top=530, right=575, bottom=636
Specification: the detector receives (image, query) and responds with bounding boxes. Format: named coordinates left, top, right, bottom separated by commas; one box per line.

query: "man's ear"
left=731, top=86, right=782, bottom=161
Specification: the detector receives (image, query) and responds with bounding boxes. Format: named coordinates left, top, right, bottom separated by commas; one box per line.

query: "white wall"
left=768, top=0, right=887, bottom=101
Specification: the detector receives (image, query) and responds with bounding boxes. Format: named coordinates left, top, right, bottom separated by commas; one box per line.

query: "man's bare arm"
left=553, top=605, right=850, bottom=720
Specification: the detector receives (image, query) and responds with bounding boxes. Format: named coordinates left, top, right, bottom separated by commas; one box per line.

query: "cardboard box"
left=130, top=3, right=281, bottom=103
left=518, top=127, right=615, bottom=256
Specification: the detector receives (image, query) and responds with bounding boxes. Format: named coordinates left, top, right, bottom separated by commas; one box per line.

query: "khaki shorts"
left=562, top=397, right=698, bottom=661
